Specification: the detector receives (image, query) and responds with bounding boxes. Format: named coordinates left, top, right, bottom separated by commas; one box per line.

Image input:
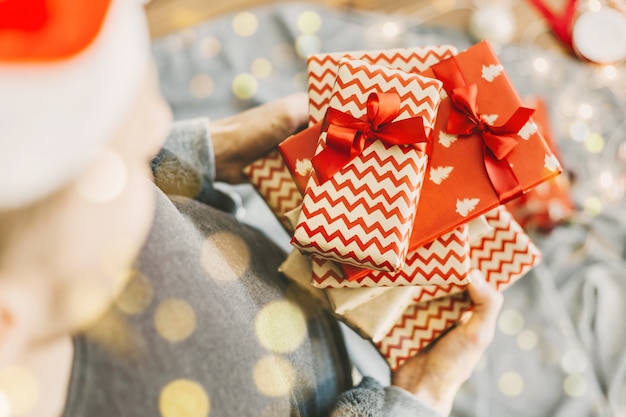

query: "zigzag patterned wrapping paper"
left=378, top=205, right=542, bottom=371
left=307, top=45, right=458, bottom=126
left=291, top=59, right=443, bottom=272
left=242, top=149, right=301, bottom=233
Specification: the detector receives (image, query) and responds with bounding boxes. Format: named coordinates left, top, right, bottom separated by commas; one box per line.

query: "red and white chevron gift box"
left=307, top=45, right=458, bottom=125
left=242, top=150, right=302, bottom=233
left=310, top=226, right=471, bottom=288
left=378, top=205, right=541, bottom=371
left=291, top=59, right=443, bottom=272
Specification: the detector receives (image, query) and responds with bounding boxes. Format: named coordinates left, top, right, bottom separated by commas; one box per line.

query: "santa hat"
left=0, top=0, right=150, bottom=209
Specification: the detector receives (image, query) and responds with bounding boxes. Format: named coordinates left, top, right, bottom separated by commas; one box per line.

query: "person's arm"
left=330, top=270, right=503, bottom=416
left=150, top=93, right=308, bottom=209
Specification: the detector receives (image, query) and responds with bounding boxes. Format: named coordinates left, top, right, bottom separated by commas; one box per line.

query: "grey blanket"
left=151, top=3, right=626, bottom=416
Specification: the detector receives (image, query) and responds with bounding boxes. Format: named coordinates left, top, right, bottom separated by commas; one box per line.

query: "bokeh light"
left=255, top=300, right=307, bottom=353
left=584, top=132, right=605, bottom=153
left=563, top=374, right=588, bottom=397
left=251, top=58, right=272, bottom=79
left=253, top=355, right=296, bottom=397
left=201, top=231, right=251, bottom=281
left=517, top=329, right=539, bottom=350
left=159, top=379, right=210, bottom=417
left=297, top=11, right=321, bottom=34
left=295, top=35, right=321, bottom=59
left=498, top=309, right=524, bottom=335
left=498, top=371, right=524, bottom=397
left=189, top=74, right=215, bottom=99
left=199, top=36, right=221, bottom=58
left=232, top=12, right=258, bottom=37
left=115, top=270, right=154, bottom=315
left=154, top=298, right=197, bottom=342
left=232, top=73, right=258, bottom=100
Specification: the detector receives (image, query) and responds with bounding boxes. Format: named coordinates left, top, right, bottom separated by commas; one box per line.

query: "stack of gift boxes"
left=243, top=40, right=563, bottom=371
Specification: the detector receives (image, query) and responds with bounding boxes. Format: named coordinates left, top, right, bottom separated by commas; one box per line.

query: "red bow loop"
left=312, top=92, right=430, bottom=184
left=447, top=83, right=535, bottom=161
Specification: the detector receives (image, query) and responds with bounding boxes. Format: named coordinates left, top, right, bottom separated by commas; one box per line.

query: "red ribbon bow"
left=447, top=83, right=535, bottom=202
left=312, top=92, right=429, bottom=184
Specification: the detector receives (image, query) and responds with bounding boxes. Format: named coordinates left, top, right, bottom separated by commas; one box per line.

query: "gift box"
left=291, top=59, right=443, bottom=272
left=242, top=150, right=302, bottom=233
left=505, top=97, right=574, bottom=231
left=378, top=205, right=542, bottom=370
left=310, top=226, right=471, bottom=287
left=307, top=45, right=458, bottom=125
left=403, top=40, right=562, bottom=249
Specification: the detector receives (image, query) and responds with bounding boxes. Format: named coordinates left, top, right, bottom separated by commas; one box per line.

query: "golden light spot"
left=498, top=371, right=524, bottom=397
left=76, top=148, right=127, bottom=203
left=498, top=309, right=524, bottom=335
left=251, top=58, right=272, bottom=79
left=585, top=132, right=605, bottom=153
left=517, top=329, right=539, bottom=350
left=201, top=231, right=251, bottom=281
left=253, top=355, right=296, bottom=397
left=292, top=71, right=307, bottom=91
left=297, top=11, right=321, bottom=34
left=560, top=349, right=588, bottom=374
left=154, top=298, right=197, bottom=342
left=153, top=162, right=202, bottom=199
left=0, top=366, right=39, bottom=416
left=563, top=374, right=587, bottom=397
left=159, top=379, right=210, bottom=417
left=189, top=74, right=215, bottom=99
left=199, top=36, right=221, bottom=58
left=232, top=73, right=258, bottom=100
left=255, top=300, right=307, bottom=353
left=115, top=270, right=154, bottom=315
left=583, top=196, right=603, bottom=216
left=295, top=35, right=321, bottom=59
left=232, top=12, right=258, bottom=37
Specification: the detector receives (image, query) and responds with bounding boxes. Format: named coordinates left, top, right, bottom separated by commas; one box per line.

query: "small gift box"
left=307, top=45, right=458, bottom=125
left=378, top=205, right=542, bottom=370
left=291, top=59, right=443, bottom=272
left=405, top=40, right=562, bottom=249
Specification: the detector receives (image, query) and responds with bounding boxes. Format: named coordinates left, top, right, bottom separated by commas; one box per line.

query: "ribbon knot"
left=446, top=83, right=535, bottom=202
left=311, top=92, right=430, bottom=184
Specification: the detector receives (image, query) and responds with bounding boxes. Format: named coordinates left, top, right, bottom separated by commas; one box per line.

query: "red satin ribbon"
left=447, top=83, right=535, bottom=202
left=311, top=92, right=429, bottom=184
left=432, top=55, right=535, bottom=202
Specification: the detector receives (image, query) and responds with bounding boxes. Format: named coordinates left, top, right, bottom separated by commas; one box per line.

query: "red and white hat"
left=0, top=0, right=150, bottom=209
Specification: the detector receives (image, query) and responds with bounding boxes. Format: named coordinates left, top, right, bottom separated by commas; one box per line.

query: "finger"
left=462, top=269, right=503, bottom=348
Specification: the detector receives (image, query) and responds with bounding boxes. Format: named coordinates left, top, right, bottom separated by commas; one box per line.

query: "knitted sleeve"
left=330, top=377, right=444, bottom=417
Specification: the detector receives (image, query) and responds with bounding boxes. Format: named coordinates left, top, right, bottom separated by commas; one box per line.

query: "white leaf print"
left=544, top=154, right=560, bottom=172
left=439, top=132, right=458, bottom=148
left=481, top=64, right=504, bottom=82
left=518, top=121, right=538, bottom=140
left=456, top=198, right=480, bottom=217
left=429, top=166, right=454, bottom=185
left=295, top=158, right=313, bottom=177
left=481, top=114, right=499, bottom=125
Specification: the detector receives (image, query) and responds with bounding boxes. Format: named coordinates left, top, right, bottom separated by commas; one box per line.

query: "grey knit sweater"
left=61, top=119, right=442, bottom=417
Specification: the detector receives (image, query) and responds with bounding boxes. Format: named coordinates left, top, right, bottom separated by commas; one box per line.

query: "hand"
left=391, top=270, right=503, bottom=416
left=209, top=93, right=309, bottom=184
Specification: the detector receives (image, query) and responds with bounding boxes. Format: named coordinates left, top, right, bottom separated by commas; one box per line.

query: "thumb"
left=461, top=269, right=503, bottom=349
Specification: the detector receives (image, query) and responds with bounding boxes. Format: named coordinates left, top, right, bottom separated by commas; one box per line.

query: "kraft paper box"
left=291, top=59, right=443, bottom=272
